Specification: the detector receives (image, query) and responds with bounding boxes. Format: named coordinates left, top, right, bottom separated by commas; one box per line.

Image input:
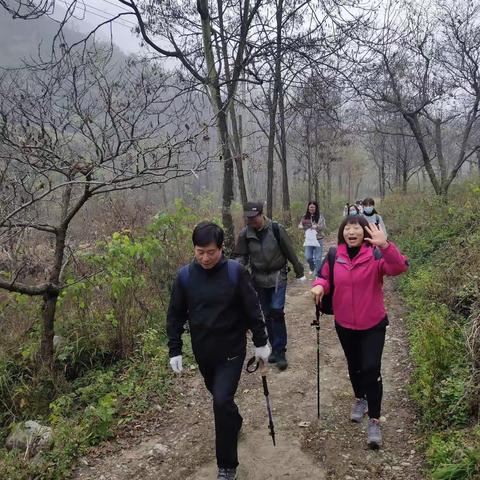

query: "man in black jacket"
left=167, top=222, right=270, bottom=480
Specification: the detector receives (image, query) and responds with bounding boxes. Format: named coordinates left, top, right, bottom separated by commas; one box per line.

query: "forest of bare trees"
left=0, top=0, right=478, bottom=367
left=0, top=1, right=479, bottom=478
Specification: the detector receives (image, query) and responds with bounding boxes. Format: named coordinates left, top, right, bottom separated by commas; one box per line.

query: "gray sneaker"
left=218, top=467, right=237, bottom=480
left=367, top=418, right=382, bottom=449
left=350, top=398, right=368, bottom=422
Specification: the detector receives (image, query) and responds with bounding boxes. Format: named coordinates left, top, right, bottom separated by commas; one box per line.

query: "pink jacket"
left=312, top=242, right=408, bottom=330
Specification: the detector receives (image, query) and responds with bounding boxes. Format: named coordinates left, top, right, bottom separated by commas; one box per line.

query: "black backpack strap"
left=180, top=261, right=241, bottom=290
left=178, top=264, right=191, bottom=290
left=272, top=221, right=281, bottom=245
left=226, top=259, right=241, bottom=286
left=272, top=221, right=288, bottom=260
left=327, top=247, right=337, bottom=289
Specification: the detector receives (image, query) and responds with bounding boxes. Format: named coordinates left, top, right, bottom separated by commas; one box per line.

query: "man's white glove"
left=169, top=355, right=183, bottom=374
left=297, top=276, right=307, bottom=282
left=255, top=344, right=271, bottom=363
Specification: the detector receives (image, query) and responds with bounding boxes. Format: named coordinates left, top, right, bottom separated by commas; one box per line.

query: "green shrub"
left=428, top=427, right=480, bottom=480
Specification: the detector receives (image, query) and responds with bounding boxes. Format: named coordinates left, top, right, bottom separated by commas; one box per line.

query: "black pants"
left=335, top=321, right=386, bottom=419
left=198, top=353, right=245, bottom=469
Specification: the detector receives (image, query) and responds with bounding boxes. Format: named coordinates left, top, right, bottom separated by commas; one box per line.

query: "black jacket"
left=167, top=257, right=268, bottom=363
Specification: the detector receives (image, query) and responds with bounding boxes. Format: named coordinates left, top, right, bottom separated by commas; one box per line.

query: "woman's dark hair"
left=337, top=215, right=372, bottom=245
left=362, top=197, right=378, bottom=214
left=192, top=221, right=224, bottom=248
left=304, top=201, right=320, bottom=223
left=347, top=204, right=361, bottom=215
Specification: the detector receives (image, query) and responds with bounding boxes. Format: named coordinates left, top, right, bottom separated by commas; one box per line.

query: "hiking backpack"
left=245, top=221, right=290, bottom=265
left=178, top=259, right=242, bottom=290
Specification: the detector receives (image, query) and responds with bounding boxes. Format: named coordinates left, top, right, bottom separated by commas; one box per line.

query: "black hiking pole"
left=311, top=304, right=321, bottom=420
left=246, top=357, right=276, bottom=446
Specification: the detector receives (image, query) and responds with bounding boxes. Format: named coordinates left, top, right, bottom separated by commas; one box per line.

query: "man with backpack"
left=234, top=202, right=305, bottom=371
left=167, top=221, right=270, bottom=480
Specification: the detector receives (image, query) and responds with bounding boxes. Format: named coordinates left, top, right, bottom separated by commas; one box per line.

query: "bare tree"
left=290, top=74, right=344, bottom=205
left=0, top=0, right=53, bottom=19
left=348, top=0, right=480, bottom=197
left=107, top=0, right=263, bottom=250
left=0, top=45, right=207, bottom=368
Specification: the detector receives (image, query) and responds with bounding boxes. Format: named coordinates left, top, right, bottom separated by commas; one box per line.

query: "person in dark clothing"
left=234, top=201, right=305, bottom=371
left=167, top=222, right=270, bottom=480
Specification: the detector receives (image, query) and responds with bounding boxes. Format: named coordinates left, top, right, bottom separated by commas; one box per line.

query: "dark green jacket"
left=234, top=217, right=304, bottom=288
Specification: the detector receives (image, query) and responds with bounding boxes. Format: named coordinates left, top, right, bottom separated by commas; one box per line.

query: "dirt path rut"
left=75, top=256, right=425, bottom=480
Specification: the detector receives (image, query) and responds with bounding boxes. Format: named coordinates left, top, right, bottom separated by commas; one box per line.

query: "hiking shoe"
left=217, top=467, right=237, bottom=480
left=268, top=351, right=277, bottom=364
left=367, top=418, right=382, bottom=449
left=276, top=351, right=288, bottom=370
left=350, top=398, right=368, bottom=423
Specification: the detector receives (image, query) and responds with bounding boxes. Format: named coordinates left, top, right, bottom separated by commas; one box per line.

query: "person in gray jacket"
left=234, top=202, right=305, bottom=370
left=362, top=197, right=387, bottom=237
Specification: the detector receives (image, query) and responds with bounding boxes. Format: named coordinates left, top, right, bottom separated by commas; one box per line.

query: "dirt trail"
left=74, top=247, right=425, bottom=480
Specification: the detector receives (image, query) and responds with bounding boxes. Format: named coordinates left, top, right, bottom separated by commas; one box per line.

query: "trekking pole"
left=311, top=304, right=321, bottom=420
left=246, top=356, right=276, bottom=446
left=259, top=360, right=276, bottom=446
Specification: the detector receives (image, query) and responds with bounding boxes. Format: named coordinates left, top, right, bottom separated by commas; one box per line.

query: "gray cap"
left=244, top=201, right=264, bottom=218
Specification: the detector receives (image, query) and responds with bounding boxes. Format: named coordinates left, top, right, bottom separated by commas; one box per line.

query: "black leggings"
left=335, top=322, right=386, bottom=419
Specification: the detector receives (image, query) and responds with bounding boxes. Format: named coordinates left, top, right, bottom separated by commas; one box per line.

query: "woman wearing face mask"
left=310, top=215, right=408, bottom=449
left=298, top=201, right=326, bottom=276
left=347, top=204, right=361, bottom=216
left=362, top=198, right=387, bottom=237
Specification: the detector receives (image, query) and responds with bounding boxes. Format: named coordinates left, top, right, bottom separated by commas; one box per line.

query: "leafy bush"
left=0, top=198, right=209, bottom=478
left=382, top=183, right=480, bottom=479
left=428, top=427, right=480, bottom=480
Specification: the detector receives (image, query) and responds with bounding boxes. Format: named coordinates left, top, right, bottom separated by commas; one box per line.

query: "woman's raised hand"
left=364, top=223, right=388, bottom=249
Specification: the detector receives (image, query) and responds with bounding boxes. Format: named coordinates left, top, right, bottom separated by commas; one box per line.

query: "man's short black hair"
left=192, top=221, right=224, bottom=248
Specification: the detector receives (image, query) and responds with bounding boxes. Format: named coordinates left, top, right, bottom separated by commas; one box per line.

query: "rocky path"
left=74, top=252, right=425, bottom=480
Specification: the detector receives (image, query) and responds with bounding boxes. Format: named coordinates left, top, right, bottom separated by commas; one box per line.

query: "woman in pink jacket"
left=311, top=215, right=408, bottom=449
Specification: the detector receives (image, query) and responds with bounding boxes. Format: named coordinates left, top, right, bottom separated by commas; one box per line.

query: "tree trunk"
left=394, top=137, right=401, bottom=188
left=230, top=106, right=248, bottom=207
left=380, top=152, right=386, bottom=199
left=354, top=179, right=362, bottom=199
left=40, top=291, right=59, bottom=368
left=40, top=221, right=68, bottom=368
left=266, top=88, right=278, bottom=218
left=326, top=159, right=332, bottom=206
left=306, top=120, right=312, bottom=201
left=314, top=174, right=319, bottom=204
left=434, top=118, right=448, bottom=188
left=198, top=0, right=235, bottom=250
left=403, top=113, right=442, bottom=195
left=278, top=83, right=291, bottom=225
left=218, top=110, right=235, bottom=253
left=402, top=157, right=408, bottom=194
